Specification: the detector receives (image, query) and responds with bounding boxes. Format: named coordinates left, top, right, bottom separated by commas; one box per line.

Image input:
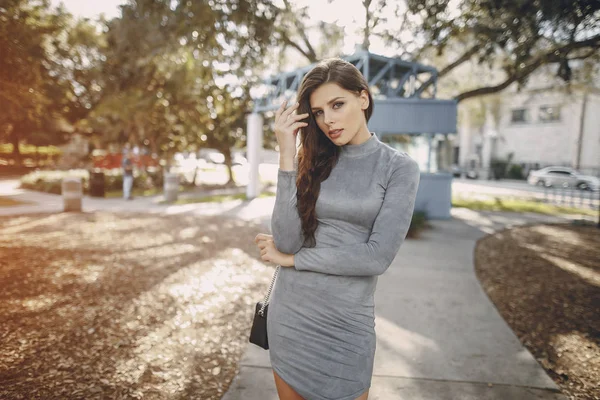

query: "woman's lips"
left=329, top=129, right=343, bottom=138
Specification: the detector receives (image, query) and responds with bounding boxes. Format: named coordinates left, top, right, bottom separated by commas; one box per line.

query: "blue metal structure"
left=249, top=51, right=456, bottom=219
left=252, top=50, right=457, bottom=136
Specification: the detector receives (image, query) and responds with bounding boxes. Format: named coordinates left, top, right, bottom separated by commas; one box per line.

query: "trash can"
left=62, top=177, right=82, bottom=212
left=164, top=172, right=179, bottom=202
left=89, top=170, right=105, bottom=197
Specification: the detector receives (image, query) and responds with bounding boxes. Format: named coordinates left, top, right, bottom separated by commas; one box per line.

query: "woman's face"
left=309, top=82, right=370, bottom=146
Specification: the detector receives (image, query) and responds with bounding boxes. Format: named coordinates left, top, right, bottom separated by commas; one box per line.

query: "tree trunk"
left=221, top=146, right=236, bottom=186
left=363, top=0, right=371, bottom=51
left=10, top=126, right=21, bottom=165
left=190, top=166, right=199, bottom=187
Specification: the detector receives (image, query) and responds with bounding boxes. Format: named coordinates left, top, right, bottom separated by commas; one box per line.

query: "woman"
left=255, top=58, right=420, bottom=400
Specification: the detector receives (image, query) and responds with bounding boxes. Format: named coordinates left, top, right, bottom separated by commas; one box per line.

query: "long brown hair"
left=295, top=58, right=374, bottom=247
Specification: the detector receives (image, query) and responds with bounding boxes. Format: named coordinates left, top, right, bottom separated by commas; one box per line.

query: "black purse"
left=249, top=265, right=280, bottom=350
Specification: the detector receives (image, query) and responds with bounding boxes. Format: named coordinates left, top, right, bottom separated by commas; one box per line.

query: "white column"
left=426, top=133, right=433, bottom=173
left=458, top=111, right=472, bottom=170
left=246, top=113, right=263, bottom=200
left=480, top=105, right=498, bottom=180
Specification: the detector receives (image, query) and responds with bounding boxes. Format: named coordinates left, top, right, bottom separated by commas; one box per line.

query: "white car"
left=527, top=166, right=600, bottom=191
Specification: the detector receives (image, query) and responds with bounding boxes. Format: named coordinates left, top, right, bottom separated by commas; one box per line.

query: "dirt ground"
left=0, top=212, right=274, bottom=399
left=474, top=223, right=600, bottom=400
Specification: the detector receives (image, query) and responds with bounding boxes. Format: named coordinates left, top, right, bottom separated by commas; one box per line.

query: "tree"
left=271, top=0, right=600, bottom=103
left=0, top=0, right=62, bottom=161
left=261, top=0, right=345, bottom=70
left=45, top=17, right=108, bottom=126
left=0, top=0, right=106, bottom=163
left=398, top=0, right=600, bottom=101
left=85, top=0, right=279, bottom=184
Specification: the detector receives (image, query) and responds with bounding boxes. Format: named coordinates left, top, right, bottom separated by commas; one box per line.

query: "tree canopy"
left=2, top=0, right=598, bottom=172
left=0, top=0, right=279, bottom=181
left=273, top=0, right=600, bottom=102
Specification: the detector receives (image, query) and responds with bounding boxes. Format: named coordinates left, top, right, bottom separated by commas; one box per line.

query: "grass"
left=452, top=197, right=598, bottom=217
left=105, top=187, right=173, bottom=199
left=0, top=197, right=32, bottom=207
left=474, top=224, right=600, bottom=400
left=407, top=211, right=430, bottom=238
left=0, top=143, right=61, bottom=155
left=159, top=191, right=275, bottom=205
left=0, top=212, right=272, bottom=400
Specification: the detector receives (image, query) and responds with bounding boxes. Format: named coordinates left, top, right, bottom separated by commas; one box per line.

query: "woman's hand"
left=274, top=99, right=309, bottom=159
left=254, top=233, right=294, bottom=267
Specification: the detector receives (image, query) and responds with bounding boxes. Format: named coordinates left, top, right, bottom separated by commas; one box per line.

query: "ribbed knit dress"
left=267, top=132, right=420, bottom=400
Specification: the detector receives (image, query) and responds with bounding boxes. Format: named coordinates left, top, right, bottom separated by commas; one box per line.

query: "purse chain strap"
left=258, top=265, right=280, bottom=316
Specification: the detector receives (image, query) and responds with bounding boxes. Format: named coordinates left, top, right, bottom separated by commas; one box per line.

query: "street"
left=2, top=172, right=599, bottom=209
left=452, top=177, right=600, bottom=209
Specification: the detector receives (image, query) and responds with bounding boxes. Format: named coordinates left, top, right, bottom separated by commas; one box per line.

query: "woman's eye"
left=313, top=103, right=342, bottom=117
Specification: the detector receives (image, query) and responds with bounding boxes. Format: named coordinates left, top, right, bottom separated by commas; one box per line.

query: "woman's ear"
left=359, top=90, right=370, bottom=110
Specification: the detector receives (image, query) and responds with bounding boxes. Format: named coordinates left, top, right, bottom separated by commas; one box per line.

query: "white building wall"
left=579, top=93, right=600, bottom=169
left=495, top=90, right=582, bottom=165
left=458, top=88, right=599, bottom=175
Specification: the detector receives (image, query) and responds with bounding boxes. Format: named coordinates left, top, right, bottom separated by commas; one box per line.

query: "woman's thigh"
left=355, top=389, right=369, bottom=400
left=272, top=369, right=370, bottom=400
left=272, top=370, right=304, bottom=400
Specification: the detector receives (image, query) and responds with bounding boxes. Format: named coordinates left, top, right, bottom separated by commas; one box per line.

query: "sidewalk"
left=222, top=208, right=570, bottom=400
left=0, top=178, right=275, bottom=219
left=1, top=180, right=571, bottom=399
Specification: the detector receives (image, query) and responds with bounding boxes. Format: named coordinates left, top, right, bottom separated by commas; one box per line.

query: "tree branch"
left=277, top=29, right=315, bottom=62
left=417, top=44, right=481, bottom=94
left=363, top=0, right=371, bottom=50
left=282, top=0, right=317, bottom=62
left=375, top=10, right=414, bottom=56
left=439, top=45, right=482, bottom=77
left=455, top=34, right=600, bottom=103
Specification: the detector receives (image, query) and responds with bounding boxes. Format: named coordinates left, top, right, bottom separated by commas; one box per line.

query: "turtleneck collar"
left=340, top=132, right=379, bottom=157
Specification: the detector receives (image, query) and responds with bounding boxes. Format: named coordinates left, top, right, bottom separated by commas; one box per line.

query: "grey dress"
left=268, top=132, right=420, bottom=400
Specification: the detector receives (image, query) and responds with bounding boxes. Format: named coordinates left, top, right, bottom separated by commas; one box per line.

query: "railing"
left=448, top=164, right=600, bottom=181
left=539, top=186, right=599, bottom=210
left=452, top=182, right=599, bottom=211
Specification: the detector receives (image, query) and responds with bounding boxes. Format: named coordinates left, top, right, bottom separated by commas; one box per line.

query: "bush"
left=145, top=168, right=164, bottom=188
left=20, top=168, right=165, bottom=195
left=20, top=170, right=90, bottom=194
left=507, top=164, right=525, bottom=180
left=103, top=171, right=123, bottom=192
left=407, top=211, right=429, bottom=238
left=490, top=158, right=509, bottom=180
left=42, top=180, right=62, bottom=194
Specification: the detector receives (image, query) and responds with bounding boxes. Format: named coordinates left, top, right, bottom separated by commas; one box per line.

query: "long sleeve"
left=271, top=168, right=306, bottom=254
left=293, top=154, right=420, bottom=276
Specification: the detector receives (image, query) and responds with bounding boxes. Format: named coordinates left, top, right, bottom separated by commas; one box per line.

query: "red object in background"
left=92, top=153, right=160, bottom=170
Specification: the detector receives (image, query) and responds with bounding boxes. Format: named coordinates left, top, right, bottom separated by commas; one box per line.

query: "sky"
left=48, top=0, right=412, bottom=57
left=49, top=0, right=125, bottom=20
left=49, top=0, right=366, bottom=24
left=48, top=0, right=364, bottom=23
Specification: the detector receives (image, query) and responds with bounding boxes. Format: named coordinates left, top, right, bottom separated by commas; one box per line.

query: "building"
left=457, top=79, right=600, bottom=179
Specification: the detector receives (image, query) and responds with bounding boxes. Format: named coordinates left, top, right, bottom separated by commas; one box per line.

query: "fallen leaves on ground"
left=0, top=212, right=274, bottom=399
left=474, top=223, right=600, bottom=400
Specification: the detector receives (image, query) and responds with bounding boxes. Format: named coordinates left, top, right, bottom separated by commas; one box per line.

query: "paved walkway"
left=221, top=209, right=570, bottom=400
left=0, top=179, right=275, bottom=220
left=1, top=179, right=574, bottom=399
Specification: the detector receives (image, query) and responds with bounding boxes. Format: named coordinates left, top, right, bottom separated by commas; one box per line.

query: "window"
left=539, top=105, right=561, bottom=122
left=511, top=108, right=528, bottom=123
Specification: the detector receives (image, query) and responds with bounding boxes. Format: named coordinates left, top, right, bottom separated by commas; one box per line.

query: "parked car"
left=527, top=166, right=600, bottom=191
left=450, top=164, right=479, bottom=179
